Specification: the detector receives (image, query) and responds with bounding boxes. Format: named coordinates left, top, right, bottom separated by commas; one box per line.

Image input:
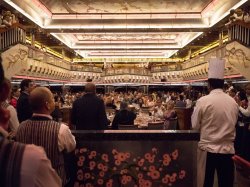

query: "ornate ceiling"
left=3, top=0, right=248, bottom=63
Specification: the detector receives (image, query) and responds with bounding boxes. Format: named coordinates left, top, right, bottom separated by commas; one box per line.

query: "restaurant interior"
left=0, top=0, right=250, bottom=186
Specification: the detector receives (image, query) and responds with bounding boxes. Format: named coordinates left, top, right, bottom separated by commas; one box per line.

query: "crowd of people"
left=1, top=57, right=250, bottom=186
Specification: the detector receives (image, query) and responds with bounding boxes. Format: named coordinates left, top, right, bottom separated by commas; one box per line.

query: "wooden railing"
left=0, top=23, right=26, bottom=51
left=228, top=21, right=250, bottom=47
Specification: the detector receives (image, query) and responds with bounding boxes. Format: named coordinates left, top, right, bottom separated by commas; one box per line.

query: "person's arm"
left=191, top=100, right=202, bottom=130
left=21, top=145, right=62, bottom=187
left=70, top=102, right=77, bottom=126
left=239, top=105, right=250, bottom=117
left=58, top=124, right=76, bottom=152
left=98, top=100, right=109, bottom=129
left=111, top=114, right=119, bottom=130
left=7, top=105, right=19, bottom=133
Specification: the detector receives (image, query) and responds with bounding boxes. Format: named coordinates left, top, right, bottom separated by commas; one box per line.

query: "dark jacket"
left=17, top=92, right=33, bottom=123
left=71, top=93, right=109, bottom=130
left=175, top=100, right=186, bottom=108
left=111, top=110, right=136, bottom=130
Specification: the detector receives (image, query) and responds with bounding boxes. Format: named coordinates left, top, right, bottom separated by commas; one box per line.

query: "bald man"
left=0, top=60, right=61, bottom=186
left=71, top=82, right=109, bottom=130
left=16, top=87, right=76, bottom=185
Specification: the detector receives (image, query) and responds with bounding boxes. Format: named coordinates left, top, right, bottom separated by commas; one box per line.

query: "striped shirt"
left=16, top=117, right=66, bottom=184
left=0, top=135, right=25, bottom=187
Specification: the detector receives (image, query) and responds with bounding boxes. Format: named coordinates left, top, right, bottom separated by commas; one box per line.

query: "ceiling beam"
left=48, top=28, right=208, bottom=33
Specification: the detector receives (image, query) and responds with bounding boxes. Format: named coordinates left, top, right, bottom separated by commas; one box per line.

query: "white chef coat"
left=192, top=89, right=239, bottom=154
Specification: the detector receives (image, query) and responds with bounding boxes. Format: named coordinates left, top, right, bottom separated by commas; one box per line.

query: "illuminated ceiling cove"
left=4, top=0, right=247, bottom=59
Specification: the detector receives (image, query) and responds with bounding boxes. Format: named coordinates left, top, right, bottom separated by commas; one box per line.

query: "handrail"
left=0, top=23, right=26, bottom=33
left=228, top=21, right=250, bottom=47
left=0, top=23, right=26, bottom=51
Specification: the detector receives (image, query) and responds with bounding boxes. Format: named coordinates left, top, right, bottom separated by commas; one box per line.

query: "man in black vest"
left=71, top=82, right=109, bottom=130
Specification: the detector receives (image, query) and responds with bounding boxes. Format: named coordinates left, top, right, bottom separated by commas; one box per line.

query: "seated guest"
left=16, top=87, right=76, bottom=185
left=164, top=102, right=177, bottom=121
left=105, top=96, right=117, bottom=110
left=71, top=82, right=109, bottom=130
left=153, top=99, right=165, bottom=119
left=0, top=61, right=61, bottom=187
left=112, top=101, right=137, bottom=130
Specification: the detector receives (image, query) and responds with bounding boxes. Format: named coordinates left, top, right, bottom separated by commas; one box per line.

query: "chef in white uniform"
left=191, top=58, right=239, bottom=187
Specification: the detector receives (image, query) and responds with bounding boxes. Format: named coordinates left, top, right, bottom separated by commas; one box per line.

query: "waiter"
left=191, top=58, right=239, bottom=187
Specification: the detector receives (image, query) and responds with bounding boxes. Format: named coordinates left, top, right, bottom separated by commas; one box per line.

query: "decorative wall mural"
left=74, top=141, right=196, bottom=187
left=1, top=44, right=29, bottom=79
left=225, top=41, right=250, bottom=80
left=226, top=47, right=250, bottom=68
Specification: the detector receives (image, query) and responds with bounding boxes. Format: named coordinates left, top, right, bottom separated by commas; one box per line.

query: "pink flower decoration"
left=77, top=174, right=83, bottom=181
left=126, top=176, right=132, bottom=182
left=169, top=174, right=176, bottom=183
left=138, top=173, right=143, bottom=179
left=149, top=165, right=156, bottom=171
left=112, top=149, right=117, bottom=154
left=97, top=179, right=104, bottom=185
left=101, top=154, right=108, bottom=161
left=125, top=152, right=131, bottom=158
left=85, top=183, right=92, bottom=187
left=148, top=157, right=154, bottom=163
left=115, top=160, right=121, bottom=166
left=99, top=171, right=105, bottom=177
left=90, top=151, right=96, bottom=157
left=121, top=175, right=128, bottom=185
left=77, top=160, right=83, bottom=167
left=171, top=149, right=179, bottom=160
left=97, top=163, right=103, bottom=170
left=106, top=179, right=113, bottom=187
left=179, top=170, right=186, bottom=179
left=162, top=177, right=169, bottom=184
left=84, top=173, right=91, bottom=179
left=89, top=161, right=96, bottom=168
left=150, top=170, right=160, bottom=180
left=144, top=153, right=151, bottom=159
left=103, top=165, right=108, bottom=172
left=79, top=156, right=85, bottom=162
left=144, top=180, right=152, bottom=187
left=117, top=153, right=126, bottom=161
left=163, top=154, right=170, bottom=160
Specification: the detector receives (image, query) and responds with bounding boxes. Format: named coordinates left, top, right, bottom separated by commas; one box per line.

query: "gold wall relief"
left=6, top=49, right=28, bottom=69
left=225, top=47, right=250, bottom=68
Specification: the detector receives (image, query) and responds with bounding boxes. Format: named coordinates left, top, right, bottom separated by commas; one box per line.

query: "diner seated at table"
left=163, top=102, right=177, bottom=129
left=153, top=99, right=165, bottom=119
left=111, top=101, right=137, bottom=130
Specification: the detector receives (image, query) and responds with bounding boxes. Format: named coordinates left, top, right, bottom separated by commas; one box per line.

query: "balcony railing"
left=0, top=23, right=26, bottom=51
left=228, top=21, right=250, bottom=47
left=102, top=67, right=151, bottom=76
